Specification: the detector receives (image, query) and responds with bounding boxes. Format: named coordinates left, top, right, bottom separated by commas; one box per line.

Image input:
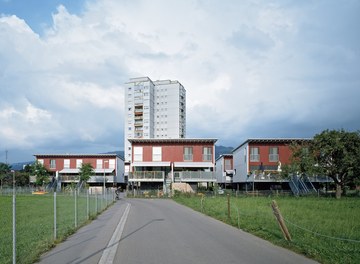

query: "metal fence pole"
left=54, top=191, right=57, bottom=240
left=12, top=171, right=16, bottom=264
left=96, top=193, right=98, bottom=214
left=74, top=189, right=77, bottom=228
left=87, top=190, right=89, bottom=220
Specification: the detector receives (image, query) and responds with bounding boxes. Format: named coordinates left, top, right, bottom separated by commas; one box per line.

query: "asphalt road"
left=38, top=198, right=317, bottom=264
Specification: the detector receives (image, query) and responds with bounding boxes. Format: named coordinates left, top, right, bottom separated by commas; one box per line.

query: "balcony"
left=128, top=171, right=165, bottom=182
left=174, top=171, right=216, bottom=182
left=60, top=175, right=115, bottom=183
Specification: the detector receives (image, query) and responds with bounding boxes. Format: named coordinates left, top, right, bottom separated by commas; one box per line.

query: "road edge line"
left=98, top=202, right=131, bottom=264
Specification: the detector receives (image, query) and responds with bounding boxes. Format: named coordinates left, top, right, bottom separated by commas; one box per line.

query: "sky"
left=0, top=0, right=359, bottom=163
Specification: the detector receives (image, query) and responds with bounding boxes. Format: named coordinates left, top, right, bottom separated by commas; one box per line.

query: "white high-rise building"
left=124, top=77, right=186, bottom=161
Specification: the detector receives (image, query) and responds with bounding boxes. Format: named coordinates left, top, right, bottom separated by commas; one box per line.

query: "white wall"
left=215, top=157, right=225, bottom=183
left=116, top=156, right=125, bottom=183
left=232, top=143, right=249, bottom=183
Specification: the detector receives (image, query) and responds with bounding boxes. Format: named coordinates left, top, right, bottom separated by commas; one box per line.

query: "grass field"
left=173, top=194, right=360, bottom=264
left=0, top=192, right=112, bottom=264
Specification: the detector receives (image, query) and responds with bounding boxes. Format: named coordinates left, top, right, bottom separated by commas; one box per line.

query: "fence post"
left=96, top=193, right=98, bottom=214
left=236, top=207, right=240, bottom=229
left=12, top=171, right=16, bottom=264
left=227, top=194, right=231, bottom=219
left=87, top=189, right=89, bottom=220
left=54, top=191, right=57, bottom=240
left=271, top=200, right=291, bottom=241
left=74, top=189, right=77, bottom=228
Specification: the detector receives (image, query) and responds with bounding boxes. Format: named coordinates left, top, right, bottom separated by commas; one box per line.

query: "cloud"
left=0, top=0, right=359, bottom=163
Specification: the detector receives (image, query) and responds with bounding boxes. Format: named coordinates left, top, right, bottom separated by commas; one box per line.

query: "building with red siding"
left=232, top=138, right=312, bottom=191
left=128, top=138, right=217, bottom=192
left=33, top=154, right=125, bottom=189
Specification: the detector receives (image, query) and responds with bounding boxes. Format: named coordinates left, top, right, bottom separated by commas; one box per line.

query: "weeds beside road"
left=0, top=191, right=114, bottom=264
left=173, top=194, right=360, bottom=264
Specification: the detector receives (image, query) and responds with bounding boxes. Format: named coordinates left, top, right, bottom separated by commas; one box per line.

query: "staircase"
left=289, top=174, right=316, bottom=196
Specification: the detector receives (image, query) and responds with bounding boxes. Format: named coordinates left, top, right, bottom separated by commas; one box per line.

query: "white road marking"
left=98, top=203, right=131, bottom=264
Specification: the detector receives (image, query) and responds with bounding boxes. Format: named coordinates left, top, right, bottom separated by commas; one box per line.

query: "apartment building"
left=127, top=138, right=217, bottom=193
left=124, top=77, right=186, bottom=162
left=33, top=154, right=125, bottom=188
left=232, top=138, right=311, bottom=190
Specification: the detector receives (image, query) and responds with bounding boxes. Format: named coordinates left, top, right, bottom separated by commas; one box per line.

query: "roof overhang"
left=132, top=162, right=171, bottom=167
left=128, top=138, right=217, bottom=144
left=59, top=168, right=114, bottom=173
left=174, top=162, right=214, bottom=168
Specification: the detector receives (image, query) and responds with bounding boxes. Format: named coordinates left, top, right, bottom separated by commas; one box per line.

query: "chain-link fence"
left=0, top=187, right=116, bottom=264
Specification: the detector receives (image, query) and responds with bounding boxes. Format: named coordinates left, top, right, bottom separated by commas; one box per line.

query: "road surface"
left=39, top=198, right=317, bottom=264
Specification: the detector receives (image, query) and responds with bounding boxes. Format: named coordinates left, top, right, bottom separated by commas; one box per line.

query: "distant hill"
left=10, top=161, right=34, bottom=171
left=102, top=151, right=124, bottom=158
left=215, top=145, right=233, bottom=159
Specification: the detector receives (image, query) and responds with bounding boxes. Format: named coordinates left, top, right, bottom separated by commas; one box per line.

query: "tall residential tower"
left=124, top=77, right=186, bottom=161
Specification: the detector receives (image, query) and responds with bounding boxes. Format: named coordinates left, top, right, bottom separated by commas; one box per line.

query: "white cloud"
left=0, top=0, right=359, bottom=162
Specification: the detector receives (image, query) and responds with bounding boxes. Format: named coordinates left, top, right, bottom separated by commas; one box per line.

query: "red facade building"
left=33, top=154, right=125, bottom=188
left=128, top=138, right=217, bottom=192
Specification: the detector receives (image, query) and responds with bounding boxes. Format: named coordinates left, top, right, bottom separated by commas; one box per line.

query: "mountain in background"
left=215, top=145, right=234, bottom=159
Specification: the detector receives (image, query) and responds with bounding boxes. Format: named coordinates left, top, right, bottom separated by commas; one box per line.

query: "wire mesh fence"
left=0, top=187, right=116, bottom=264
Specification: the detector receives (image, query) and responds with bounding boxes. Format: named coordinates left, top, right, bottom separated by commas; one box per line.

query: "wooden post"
left=271, top=200, right=291, bottom=241
left=227, top=194, right=231, bottom=219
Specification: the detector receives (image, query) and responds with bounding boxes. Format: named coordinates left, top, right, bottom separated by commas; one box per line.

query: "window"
left=38, top=159, right=44, bottom=165
left=64, top=159, right=70, bottom=169
left=134, top=147, right=143, bottom=162
left=184, top=147, right=193, bottom=161
left=152, top=147, right=162, bottom=161
left=203, top=147, right=212, bottom=161
left=269, top=147, right=279, bottom=162
left=96, top=159, right=103, bottom=169
left=250, top=147, right=260, bottom=162
left=109, top=159, right=115, bottom=169
left=76, top=159, right=82, bottom=168
left=50, top=159, right=56, bottom=169
left=225, top=159, right=232, bottom=170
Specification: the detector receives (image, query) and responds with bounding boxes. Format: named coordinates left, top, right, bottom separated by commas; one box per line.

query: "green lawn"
left=173, top=194, right=360, bottom=264
left=0, top=193, right=112, bottom=264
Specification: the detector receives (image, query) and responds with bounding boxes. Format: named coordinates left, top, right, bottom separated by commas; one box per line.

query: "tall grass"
left=0, top=192, right=112, bottom=264
left=173, top=194, right=360, bottom=264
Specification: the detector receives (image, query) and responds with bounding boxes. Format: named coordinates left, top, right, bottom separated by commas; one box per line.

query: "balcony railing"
left=174, top=171, right=216, bottom=182
left=60, top=175, right=115, bottom=183
left=128, top=171, right=164, bottom=182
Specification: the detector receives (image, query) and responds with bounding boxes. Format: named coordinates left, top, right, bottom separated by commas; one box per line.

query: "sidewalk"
left=37, top=199, right=128, bottom=264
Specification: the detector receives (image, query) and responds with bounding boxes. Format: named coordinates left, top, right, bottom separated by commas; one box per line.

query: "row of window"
left=39, top=159, right=116, bottom=169
left=133, top=147, right=212, bottom=162
left=249, top=147, right=279, bottom=162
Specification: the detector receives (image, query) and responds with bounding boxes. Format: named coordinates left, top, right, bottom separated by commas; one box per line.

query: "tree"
left=31, top=161, right=49, bottom=187
left=0, top=162, right=11, bottom=188
left=281, top=140, right=318, bottom=178
left=287, top=129, right=360, bottom=199
left=312, top=129, right=360, bottom=198
left=79, top=163, right=94, bottom=186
